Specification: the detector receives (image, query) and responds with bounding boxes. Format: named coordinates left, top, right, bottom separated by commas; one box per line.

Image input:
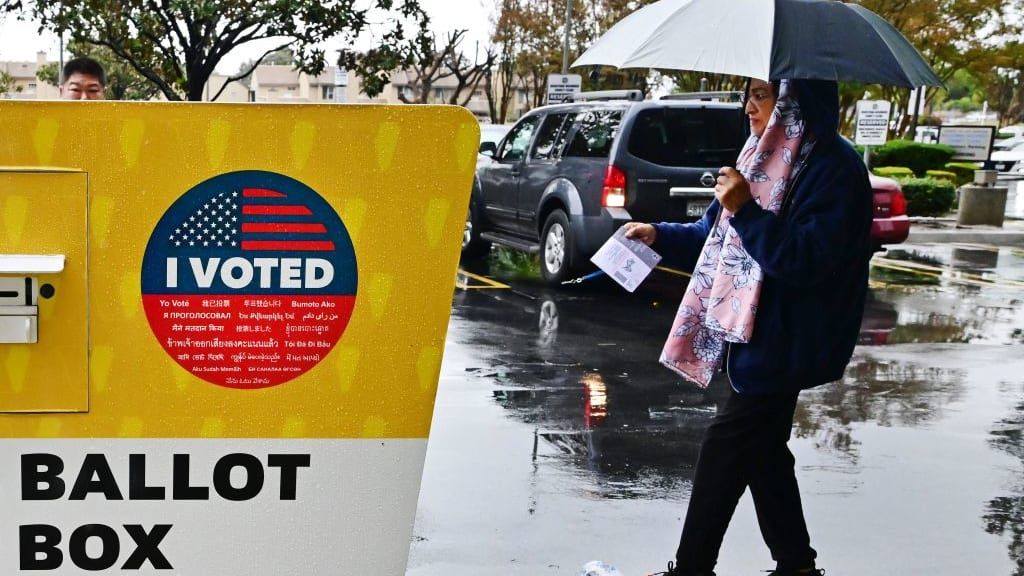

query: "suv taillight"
left=602, top=165, right=627, bottom=208
left=891, top=189, right=907, bottom=217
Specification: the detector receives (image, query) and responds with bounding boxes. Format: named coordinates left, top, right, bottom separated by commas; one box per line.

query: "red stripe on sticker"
left=242, top=223, right=327, bottom=234
left=241, top=241, right=336, bottom=251
left=243, top=188, right=287, bottom=198
left=243, top=205, right=313, bottom=216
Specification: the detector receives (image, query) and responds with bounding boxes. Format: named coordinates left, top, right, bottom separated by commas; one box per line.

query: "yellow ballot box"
left=0, top=101, right=478, bottom=574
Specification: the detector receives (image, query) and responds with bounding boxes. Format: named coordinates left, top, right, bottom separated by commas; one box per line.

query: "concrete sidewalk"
left=906, top=216, right=1024, bottom=247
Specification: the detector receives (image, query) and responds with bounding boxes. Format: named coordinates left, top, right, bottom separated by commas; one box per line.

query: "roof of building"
left=252, top=64, right=336, bottom=87
left=0, top=61, right=41, bottom=80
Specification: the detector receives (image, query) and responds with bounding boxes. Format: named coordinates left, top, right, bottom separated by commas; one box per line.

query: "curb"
left=907, top=228, right=1024, bottom=247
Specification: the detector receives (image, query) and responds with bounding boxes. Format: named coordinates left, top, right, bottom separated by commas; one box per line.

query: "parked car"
left=478, top=124, right=511, bottom=161
left=990, top=139, right=1024, bottom=173
left=464, top=92, right=907, bottom=285
left=868, top=173, right=910, bottom=250
left=464, top=90, right=747, bottom=284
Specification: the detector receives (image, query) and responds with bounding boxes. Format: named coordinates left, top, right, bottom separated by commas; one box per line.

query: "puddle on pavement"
left=417, top=262, right=1024, bottom=576
left=985, top=388, right=1024, bottom=576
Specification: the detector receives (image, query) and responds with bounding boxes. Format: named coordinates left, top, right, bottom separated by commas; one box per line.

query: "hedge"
left=945, top=162, right=979, bottom=186
left=873, top=166, right=915, bottom=179
left=925, top=170, right=957, bottom=184
left=898, top=177, right=956, bottom=217
left=871, top=140, right=956, bottom=175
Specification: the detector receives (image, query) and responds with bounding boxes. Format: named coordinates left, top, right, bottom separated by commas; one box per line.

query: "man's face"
left=60, top=73, right=105, bottom=100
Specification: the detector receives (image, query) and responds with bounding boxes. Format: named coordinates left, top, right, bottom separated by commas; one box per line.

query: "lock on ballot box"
left=0, top=101, right=478, bottom=575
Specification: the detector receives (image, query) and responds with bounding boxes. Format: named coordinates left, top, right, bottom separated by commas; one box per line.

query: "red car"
left=869, top=174, right=909, bottom=250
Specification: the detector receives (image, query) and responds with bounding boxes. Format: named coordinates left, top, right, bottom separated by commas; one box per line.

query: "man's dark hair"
left=62, top=57, right=106, bottom=86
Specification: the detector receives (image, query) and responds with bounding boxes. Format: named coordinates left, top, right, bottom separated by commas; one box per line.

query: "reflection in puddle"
left=794, top=356, right=964, bottom=462
left=986, top=392, right=1024, bottom=576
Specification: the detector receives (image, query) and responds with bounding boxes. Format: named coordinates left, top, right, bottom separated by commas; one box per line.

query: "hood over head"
left=788, top=79, right=840, bottom=143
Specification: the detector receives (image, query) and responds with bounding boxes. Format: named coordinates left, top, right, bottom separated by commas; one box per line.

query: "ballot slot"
left=0, top=276, right=38, bottom=344
left=0, top=169, right=88, bottom=413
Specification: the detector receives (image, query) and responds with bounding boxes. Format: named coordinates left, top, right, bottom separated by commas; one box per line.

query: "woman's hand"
left=623, top=222, right=657, bottom=246
left=715, top=167, right=753, bottom=213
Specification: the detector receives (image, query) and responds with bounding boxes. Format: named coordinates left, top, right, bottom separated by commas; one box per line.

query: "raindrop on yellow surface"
left=201, top=418, right=225, bottom=438
left=455, top=122, right=480, bottom=173
left=417, top=346, right=442, bottom=392
left=423, top=198, right=451, bottom=249
left=90, top=345, right=115, bottom=394
left=367, top=274, right=394, bottom=320
left=340, top=198, right=367, bottom=244
left=120, top=273, right=141, bottom=319
left=121, top=119, right=146, bottom=169
left=291, top=121, right=317, bottom=171
left=375, top=122, right=400, bottom=170
left=362, top=415, right=387, bottom=438
left=206, top=119, right=232, bottom=169
left=90, top=194, right=114, bottom=249
left=333, top=345, right=361, bottom=394
left=2, top=195, right=28, bottom=244
left=37, top=417, right=61, bottom=438
left=4, top=346, right=30, bottom=394
left=33, top=119, right=59, bottom=165
left=172, top=365, right=191, bottom=391
left=118, top=417, right=144, bottom=437
left=282, top=417, right=307, bottom=438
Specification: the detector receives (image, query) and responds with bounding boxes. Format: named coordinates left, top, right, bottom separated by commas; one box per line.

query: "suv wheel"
left=461, top=199, right=491, bottom=260
left=540, top=209, right=574, bottom=285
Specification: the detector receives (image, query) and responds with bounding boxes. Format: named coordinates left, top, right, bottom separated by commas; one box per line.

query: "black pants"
left=675, top=386, right=817, bottom=574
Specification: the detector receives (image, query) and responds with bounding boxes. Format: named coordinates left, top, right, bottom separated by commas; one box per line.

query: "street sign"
left=855, top=100, right=892, bottom=146
left=547, top=74, right=583, bottom=105
left=0, top=101, right=478, bottom=575
left=937, top=125, right=996, bottom=162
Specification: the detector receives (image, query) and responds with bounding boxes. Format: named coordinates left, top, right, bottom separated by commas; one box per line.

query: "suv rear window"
left=628, top=108, right=744, bottom=167
left=564, top=110, right=623, bottom=158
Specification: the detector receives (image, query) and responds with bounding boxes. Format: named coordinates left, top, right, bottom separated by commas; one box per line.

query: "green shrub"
left=873, top=166, right=915, bottom=179
left=871, top=140, right=955, bottom=175
left=997, top=131, right=1014, bottom=140
left=945, top=162, right=980, bottom=186
left=898, top=177, right=956, bottom=217
left=925, top=169, right=957, bottom=184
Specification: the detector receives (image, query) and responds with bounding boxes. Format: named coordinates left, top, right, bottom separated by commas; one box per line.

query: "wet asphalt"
left=407, top=240, right=1024, bottom=576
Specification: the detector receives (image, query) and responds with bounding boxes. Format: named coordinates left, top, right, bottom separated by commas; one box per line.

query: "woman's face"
left=745, top=79, right=776, bottom=137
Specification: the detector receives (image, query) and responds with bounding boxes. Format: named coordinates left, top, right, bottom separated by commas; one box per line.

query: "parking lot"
left=408, top=240, right=1024, bottom=576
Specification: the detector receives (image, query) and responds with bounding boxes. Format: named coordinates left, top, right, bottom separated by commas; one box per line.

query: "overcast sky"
left=0, top=0, right=496, bottom=72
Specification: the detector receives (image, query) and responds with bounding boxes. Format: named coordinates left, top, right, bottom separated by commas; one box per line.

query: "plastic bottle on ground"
left=578, top=560, right=624, bottom=576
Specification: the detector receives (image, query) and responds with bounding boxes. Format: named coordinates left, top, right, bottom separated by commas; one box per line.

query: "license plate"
left=686, top=201, right=710, bottom=217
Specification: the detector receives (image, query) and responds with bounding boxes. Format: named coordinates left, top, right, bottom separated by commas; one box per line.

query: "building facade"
left=0, top=51, right=59, bottom=100
left=0, top=54, right=532, bottom=124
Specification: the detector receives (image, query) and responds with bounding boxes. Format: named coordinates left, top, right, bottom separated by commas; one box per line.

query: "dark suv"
left=464, top=90, right=746, bottom=284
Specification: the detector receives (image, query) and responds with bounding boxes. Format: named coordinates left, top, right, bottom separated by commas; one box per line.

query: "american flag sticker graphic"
left=142, top=171, right=357, bottom=390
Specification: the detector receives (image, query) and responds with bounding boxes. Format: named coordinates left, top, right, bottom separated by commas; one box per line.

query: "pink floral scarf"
left=660, top=80, right=814, bottom=387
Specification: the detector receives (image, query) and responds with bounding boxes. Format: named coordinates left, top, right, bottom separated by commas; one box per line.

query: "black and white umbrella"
left=572, top=0, right=942, bottom=88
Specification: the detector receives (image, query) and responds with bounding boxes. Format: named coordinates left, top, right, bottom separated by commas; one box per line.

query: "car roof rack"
left=660, top=91, right=743, bottom=103
left=566, top=90, right=644, bottom=103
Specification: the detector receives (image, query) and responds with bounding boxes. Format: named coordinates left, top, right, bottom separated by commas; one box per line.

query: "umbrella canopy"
left=572, top=0, right=943, bottom=88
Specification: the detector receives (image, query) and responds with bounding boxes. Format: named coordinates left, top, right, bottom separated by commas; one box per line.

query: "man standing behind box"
left=59, top=57, right=106, bottom=100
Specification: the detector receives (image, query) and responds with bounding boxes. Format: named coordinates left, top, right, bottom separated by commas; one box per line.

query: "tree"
left=973, top=42, right=1024, bottom=125
left=1, top=0, right=431, bottom=102
left=37, top=41, right=160, bottom=100
left=0, top=70, right=14, bottom=95
left=857, top=0, right=1023, bottom=137
left=490, top=0, right=658, bottom=110
left=398, top=31, right=460, bottom=104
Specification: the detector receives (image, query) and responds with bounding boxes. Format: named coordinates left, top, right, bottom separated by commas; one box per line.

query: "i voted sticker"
left=142, top=171, right=357, bottom=389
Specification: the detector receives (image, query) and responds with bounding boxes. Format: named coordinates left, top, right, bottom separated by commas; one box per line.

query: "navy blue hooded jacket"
left=652, top=80, right=873, bottom=395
